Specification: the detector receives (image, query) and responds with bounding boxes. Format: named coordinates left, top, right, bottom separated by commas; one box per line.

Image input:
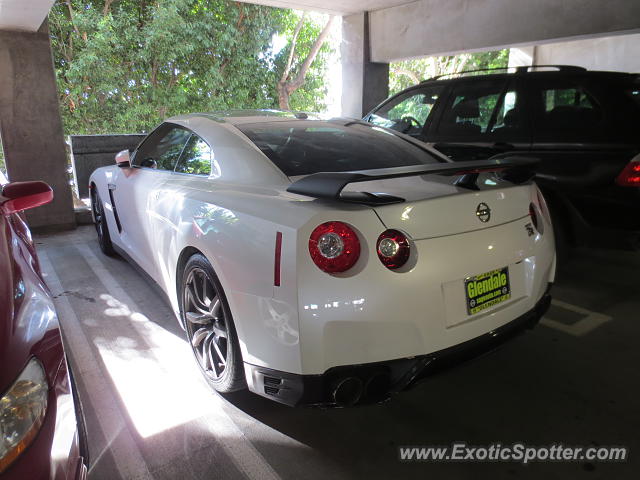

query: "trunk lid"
left=343, top=175, right=532, bottom=240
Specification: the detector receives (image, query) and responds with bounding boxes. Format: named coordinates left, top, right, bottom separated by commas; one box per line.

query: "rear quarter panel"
left=150, top=174, right=386, bottom=374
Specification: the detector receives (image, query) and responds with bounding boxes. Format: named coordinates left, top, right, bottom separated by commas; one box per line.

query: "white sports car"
left=89, top=110, right=555, bottom=407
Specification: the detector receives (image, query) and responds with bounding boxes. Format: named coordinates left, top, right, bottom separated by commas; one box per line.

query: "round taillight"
left=377, top=229, right=410, bottom=269
left=309, top=222, right=360, bottom=273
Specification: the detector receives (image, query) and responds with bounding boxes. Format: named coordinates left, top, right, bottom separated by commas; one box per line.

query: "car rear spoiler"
left=286, top=157, right=538, bottom=205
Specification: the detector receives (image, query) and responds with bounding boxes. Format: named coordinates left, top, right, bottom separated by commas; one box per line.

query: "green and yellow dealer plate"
left=464, top=267, right=511, bottom=315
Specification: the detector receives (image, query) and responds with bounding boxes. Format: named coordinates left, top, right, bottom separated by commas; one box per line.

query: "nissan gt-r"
left=89, top=110, right=555, bottom=407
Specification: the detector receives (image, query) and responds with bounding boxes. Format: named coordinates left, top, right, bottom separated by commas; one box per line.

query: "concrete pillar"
left=508, top=47, right=536, bottom=68
left=0, top=22, right=75, bottom=231
left=341, top=12, right=389, bottom=118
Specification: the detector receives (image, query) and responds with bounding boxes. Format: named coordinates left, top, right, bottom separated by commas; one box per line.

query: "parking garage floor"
left=36, top=226, right=639, bottom=480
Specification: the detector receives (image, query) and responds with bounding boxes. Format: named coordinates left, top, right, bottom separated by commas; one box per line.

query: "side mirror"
left=0, top=181, right=54, bottom=215
left=115, top=149, right=131, bottom=168
left=140, top=158, right=157, bottom=169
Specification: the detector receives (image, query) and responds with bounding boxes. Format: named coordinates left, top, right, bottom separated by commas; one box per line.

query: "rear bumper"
left=245, top=285, right=552, bottom=407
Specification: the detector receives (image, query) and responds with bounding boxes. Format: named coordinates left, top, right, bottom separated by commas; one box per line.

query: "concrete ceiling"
left=0, top=0, right=54, bottom=32
left=234, top=0, right=416, bottom=15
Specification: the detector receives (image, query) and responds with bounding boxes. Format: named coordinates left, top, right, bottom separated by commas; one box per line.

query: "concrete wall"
left=534, top=33, right=640, bottom=72
left=509, top=33, right=640, bottom=72
left=0, top=22, right=75, bottom=230
left=69, top=135, right=145, bottom=199
left=341, top=13, right=389, bottom=118
left=369, top=0, right=640, bottom=62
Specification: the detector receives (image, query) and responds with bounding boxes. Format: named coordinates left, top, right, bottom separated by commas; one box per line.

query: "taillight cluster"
left=376, top=229, right=410, bottom=269
left=309, top=222, right=360, bottom=273
left=616, top=160, right=640, bottom=187
left=529, top=203, right=540, bottom=232
left=530, top=187, right=550, bottom=235
left=309, top=222, right=411, bottom=274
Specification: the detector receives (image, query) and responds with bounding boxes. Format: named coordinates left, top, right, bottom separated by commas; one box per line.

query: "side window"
left=368, top=86, right=444, bottom=136
left=436, top=80, right=518, bottom=139
left=133, top=124, right=191, bottom=170
left=491, top=91, right=519, bottom=132
left=174, top=135, right=212, bottom=176
left=542, top=86, right=602, bottom=128
left=532, top=80, right=605, bottom=142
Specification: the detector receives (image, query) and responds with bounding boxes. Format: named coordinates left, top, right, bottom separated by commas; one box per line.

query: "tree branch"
left=391, top=67, right=419, bottom=85
left=236, top=4, right=245, bottom=30
left=455, top=54, right=470, bottom=73
left=65, top=1, right=80, bottom=36
left=103, top=0, right=115, bottom=16
left=287, top=15, right=334, bottom=92
left=280, top=12, right=306, bottom=84
left=277, top=15, right=334, bottom=109
left=220, top=4, right=248, bottom=76
left=150, top=60, right=158, bottom=87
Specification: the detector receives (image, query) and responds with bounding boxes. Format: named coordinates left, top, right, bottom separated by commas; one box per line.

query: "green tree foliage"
left=49, top=0, right=331, bottom=134
left=389, top=49, right=510, bottom=95
left=274, top=13, right=334, bottom=110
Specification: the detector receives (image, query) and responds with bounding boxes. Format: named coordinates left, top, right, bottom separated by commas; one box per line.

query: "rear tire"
left=179, top=254, right=246, bottom=393
left=90, top=187, right=115, bottom=256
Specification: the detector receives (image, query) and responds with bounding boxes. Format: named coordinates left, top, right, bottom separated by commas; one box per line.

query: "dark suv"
left=364, top=66, right=640, bottom=253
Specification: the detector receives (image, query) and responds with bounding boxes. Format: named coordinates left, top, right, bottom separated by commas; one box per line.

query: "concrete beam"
left=369, top=0, right=640, bottom=62
left=232, top=0, right=415, bottom=16
left=0, top=0, right=56, bottom=32
left=0, top=22, right=75, bottom=230
left=341, top=13, right=389, bottom=118
left=534, top=33, right=640, bottom=73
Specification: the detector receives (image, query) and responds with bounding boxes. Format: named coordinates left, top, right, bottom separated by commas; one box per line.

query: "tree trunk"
left=277, top=15, right=334, bottom=110
left=278, top=88, right=291, bottom=111
left=103, top=0, right=115, bottom=16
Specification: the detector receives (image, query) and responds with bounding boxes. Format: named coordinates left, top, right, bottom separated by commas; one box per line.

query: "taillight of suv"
left=616, top=156, right=640, bottom=187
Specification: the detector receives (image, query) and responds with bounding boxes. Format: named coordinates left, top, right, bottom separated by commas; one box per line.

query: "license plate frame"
left=464, top=267, right=511, bottom=315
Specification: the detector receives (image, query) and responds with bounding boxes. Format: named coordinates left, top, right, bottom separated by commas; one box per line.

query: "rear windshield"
left=237, top=120, right=440, bottom=177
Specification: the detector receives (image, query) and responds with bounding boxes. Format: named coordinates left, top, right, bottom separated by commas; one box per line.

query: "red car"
left=0, top=178, right=87, bottom=479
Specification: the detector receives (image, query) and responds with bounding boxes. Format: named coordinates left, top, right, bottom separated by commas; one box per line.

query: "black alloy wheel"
left=181, top=254, right=245, bottom=393
left=90, top=187, right=115, bottom=255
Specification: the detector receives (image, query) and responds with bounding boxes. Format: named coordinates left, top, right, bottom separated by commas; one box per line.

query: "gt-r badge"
left=525, top=223, right=535, bottom=236
left=476, top=203, right=491, bottom=223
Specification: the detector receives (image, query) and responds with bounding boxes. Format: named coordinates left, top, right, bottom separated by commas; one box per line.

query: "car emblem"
left=476, top=203, right=491, bottom=223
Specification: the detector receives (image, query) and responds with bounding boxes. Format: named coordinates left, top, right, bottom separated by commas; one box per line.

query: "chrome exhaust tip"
left=332, top=377, right=363, bottom=407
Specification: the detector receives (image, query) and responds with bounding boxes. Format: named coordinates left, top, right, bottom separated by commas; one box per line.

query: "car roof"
left=368, top=67, right=638, bottom=115
left=417, top=67, right=638, bottom=86
left=168, top=110, right=325, bottom=126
